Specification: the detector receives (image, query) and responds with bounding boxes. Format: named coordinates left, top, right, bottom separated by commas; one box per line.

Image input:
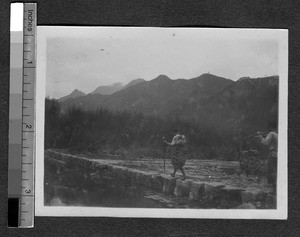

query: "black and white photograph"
left=35, top=27, right=287, bottom=218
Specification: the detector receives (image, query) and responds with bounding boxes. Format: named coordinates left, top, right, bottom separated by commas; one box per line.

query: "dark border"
left=1, top=0, right=300, bottom=236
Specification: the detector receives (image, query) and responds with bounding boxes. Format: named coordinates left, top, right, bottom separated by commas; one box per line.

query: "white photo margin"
left=35, top=27, right=288, bottom=219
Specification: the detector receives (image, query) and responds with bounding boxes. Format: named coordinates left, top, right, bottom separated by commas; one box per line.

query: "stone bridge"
left=45, top=149, right=276, bottom=209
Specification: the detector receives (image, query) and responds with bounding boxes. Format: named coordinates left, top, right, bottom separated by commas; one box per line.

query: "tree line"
left=45, top=98, right=266, bottom=161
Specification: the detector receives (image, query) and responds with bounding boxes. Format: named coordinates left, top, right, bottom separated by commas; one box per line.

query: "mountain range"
left=59, top=79, right=146, bottom=102
left=90, top=82, right=123, bottom=95
left=58, top=73, right=279, bottom=135
left=58, top=89, right=86, bottom=102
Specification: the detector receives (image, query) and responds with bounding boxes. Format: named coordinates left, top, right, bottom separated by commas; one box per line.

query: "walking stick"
left=162, top=137, right=167, bottom=171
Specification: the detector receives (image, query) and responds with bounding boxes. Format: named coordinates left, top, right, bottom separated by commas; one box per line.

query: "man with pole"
left=162, top=137, right=167, bottom=171
left=163, top=129, right=187, bottom=180
left=257, top=122, right=278, bottom=193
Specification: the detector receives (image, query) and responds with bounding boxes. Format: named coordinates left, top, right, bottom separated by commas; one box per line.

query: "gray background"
left=1, top=0, right=299, bottom=236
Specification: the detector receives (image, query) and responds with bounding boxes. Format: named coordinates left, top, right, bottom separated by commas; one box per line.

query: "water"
left=45, top=180, right=213, bottom=209
left=44, top=155, right=210, bottom=209
left=45, top=177, right=169, bottom=208
left=45, top=155, right=182, bottom=208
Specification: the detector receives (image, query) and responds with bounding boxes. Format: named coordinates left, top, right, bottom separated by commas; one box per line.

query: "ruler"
left=8, top=3, right=36, bottom=228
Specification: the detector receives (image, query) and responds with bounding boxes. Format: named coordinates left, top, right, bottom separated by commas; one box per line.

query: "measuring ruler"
left=8, top=3, right=36, bottom=228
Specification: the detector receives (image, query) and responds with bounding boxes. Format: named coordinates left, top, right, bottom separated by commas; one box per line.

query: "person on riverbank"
left=163, top=129, right=188, bottom=180
left=257, top=123, right=278, bottom=192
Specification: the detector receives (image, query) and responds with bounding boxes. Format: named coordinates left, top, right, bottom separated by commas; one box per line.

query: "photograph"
left=35, top=27, right=288, bottom=218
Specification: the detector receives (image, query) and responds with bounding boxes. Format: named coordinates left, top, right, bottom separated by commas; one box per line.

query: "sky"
left=42, top=27, right=279, bottom=99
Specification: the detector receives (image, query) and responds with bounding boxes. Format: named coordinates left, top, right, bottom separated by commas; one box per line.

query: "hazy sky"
left=43, top=27, right=279, bottom=99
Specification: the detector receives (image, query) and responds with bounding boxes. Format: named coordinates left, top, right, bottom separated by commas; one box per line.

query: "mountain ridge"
left=58, top=73, right=278, bottom=135
left=58, top=89, right=86, bottom=102
left=91, top=82, right=123, bottom=95
left=122, top=78, right=145, bottom=90
left=60, top=73, right=234, bottom=113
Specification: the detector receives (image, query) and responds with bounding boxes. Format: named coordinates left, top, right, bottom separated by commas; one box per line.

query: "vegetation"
left=45, top=98, right=243, bottom=161
left=45, top=76, right=279, bottom=161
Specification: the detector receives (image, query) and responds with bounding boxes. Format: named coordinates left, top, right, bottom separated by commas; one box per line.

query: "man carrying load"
left=163, top=129, right=188, bottom=180
left=257, top=122, right=278, bottom=193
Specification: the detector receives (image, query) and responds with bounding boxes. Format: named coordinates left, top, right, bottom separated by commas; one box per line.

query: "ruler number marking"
left=10, top=3, right=36, bottom=228
left=25, top=124, right=32, bottom=129
left=21, top=188, right=31, bottom=194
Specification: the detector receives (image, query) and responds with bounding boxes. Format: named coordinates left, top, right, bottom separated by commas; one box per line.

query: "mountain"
left=60, top=93, right=108, bottom=111
left=59, top=73, right=278, bottom=142
left=208, top=76, right=279, bottom=133
left=101, top=74, right=234, bottom=116
left=177, top=75, right=279, bottom=135
left=122, top=78, right=145, bottom=90
left=58, top=89, right=86, bottom=102
left=91, top=82, right=123, bottom=95
left=60, top=73, right=233, bottom=115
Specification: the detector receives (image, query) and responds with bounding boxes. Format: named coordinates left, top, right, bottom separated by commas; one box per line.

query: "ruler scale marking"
left=8, top=3, right=24, bottom=228
left=8, top=3, right=36, bottom=228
